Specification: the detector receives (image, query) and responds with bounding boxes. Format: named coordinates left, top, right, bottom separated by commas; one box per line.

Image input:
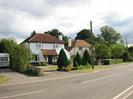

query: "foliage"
left=73, top=58, right=79, bottom=68
left=82, top=50, right=90, bottom=66
left=57, top=49, right=69, bottom=71
left=94, top=43, right=111, bottom=59
left=75, top=52, right=82, bottom=65
left=111, top=44, right=126, bottom=59
left=128, top=46, right=133, bottom=57
left=0, top=39, right=30, bottom=72
left=100, top=26, right=121, bottom=44
left=26, top=66, right=44, bottom=76
left=75, top=29, right=95, bottom=44
left=102, top=59, right=123, bottom=65
left=31, top=30, right=36, bottom=36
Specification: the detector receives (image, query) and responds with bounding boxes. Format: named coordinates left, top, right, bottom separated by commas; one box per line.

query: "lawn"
left=46, top=62, right=132, bottom=73
left=0, top=75, right=9, bottom=84
left=74, top=65, right=111, bottom=73
left=47, top=65, right=58, bottom=70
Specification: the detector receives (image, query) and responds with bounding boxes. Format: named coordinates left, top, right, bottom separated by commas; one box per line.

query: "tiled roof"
left=72, top=40, right=91, bottom=47
left=41, top=49, right=58, bottom=56
left=23, top=33, right=64, bottom=44
left=66, top=40, right=91, bottom=51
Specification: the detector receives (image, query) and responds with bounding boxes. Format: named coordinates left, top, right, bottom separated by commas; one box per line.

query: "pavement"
left=0, top=63, right=133, bottom=99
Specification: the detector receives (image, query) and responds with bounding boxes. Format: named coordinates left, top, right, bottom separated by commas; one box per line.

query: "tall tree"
left=100, top=26, right=121, bottom=44
left=94, top=43, right=111, bottom=59
left=111, top=44, right=126, bottom=59
left=75, top=29, right=95, bottom=44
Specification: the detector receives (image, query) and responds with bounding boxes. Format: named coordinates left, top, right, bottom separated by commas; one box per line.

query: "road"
left=0, top=63, right=133, bottom=99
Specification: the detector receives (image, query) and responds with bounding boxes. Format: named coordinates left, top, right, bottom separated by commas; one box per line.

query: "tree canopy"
left=100, top=26, right=121, bottom=44
left=94, top=43, right=111, bottom=59
left=75, top=29, right=95, bottom=44
left=111, top=44, right=126, bottom=59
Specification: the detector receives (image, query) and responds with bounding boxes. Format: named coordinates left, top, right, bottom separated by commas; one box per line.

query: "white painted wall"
left=28, top=42, right=64, bottom=54
left=25, top=42, right=70, bottom=61
left=70, top=47, right=90, bottom=57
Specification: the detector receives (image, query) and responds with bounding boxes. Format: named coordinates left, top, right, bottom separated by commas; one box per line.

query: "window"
left=36, top=43, right=41, bottom=49
left=54, top=44, right=58, bottom=49
left=0, top=57, right=8, bottom=62
left=79, top=47, right=83, bottom=50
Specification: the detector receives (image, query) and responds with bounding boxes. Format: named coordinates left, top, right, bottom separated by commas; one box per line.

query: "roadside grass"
left=0, top=75, right=9, bottom=84
left=47, top=65, right=58, bottom=70
left=46, top=62, right=133, bottom=73
left=75, top=65, right=111, bottom=73
left=75, top=62, right=133, bottom=73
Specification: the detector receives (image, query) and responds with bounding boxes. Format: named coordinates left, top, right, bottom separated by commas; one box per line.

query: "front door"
left=48, top=56, right=52, bottom=64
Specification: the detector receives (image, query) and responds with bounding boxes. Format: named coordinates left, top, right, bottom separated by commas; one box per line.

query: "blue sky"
left=0, top=0, right=133, bottom=44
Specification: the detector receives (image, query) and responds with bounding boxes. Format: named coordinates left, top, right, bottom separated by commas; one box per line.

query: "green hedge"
left=103, top=59, right=123, bottom=65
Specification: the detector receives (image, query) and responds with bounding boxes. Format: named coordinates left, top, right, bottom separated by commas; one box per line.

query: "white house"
left=22, top=33, right=70, bottom=64
left=66, top=39, right=91, bottom=56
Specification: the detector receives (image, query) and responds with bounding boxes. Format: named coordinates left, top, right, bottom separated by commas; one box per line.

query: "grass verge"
left=0, top=75, right=9, bottom=84
left=75, top=66, right=111, bottom=73
left=47, top=65, right=58, bottom=70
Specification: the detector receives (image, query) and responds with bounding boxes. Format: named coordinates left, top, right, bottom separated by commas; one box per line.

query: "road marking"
left=0, top=90, right=44, bottom=99
left=80, top=73, right=118, bottom=84
left=113, top=84, right=133, bottom=99
left=123, top=89, right=133, bottom=99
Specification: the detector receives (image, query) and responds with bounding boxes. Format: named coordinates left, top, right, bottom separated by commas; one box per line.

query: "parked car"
left=0, top=53, right=10, bottom=67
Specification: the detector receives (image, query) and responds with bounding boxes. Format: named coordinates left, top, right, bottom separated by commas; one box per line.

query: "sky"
left=0, top=0, right=133, bottom=44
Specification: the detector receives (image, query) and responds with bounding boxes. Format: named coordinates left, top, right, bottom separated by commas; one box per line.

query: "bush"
left=103, top=59, right=123, bottom=65
left=57, top=49, right=69, bottom=71
left=0, top=39, right=31, bottom=72
left=82, top=50, right=90, bottom=66
left=26, top=66, right=44, bottom=76
left=75, top=52, right=82, bottom=65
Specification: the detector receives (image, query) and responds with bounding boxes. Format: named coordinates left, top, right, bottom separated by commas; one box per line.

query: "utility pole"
left=90, top=21, right=95, bottom=69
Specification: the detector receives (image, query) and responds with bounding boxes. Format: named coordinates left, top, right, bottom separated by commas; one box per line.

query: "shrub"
left=74, top=52, right=82, bottom=65
left=103, top=59, right=123, bottom=65
left=26, top=66, right=44, bottom=76
left=0, top=39, right=30, bottom=72
left=82, top=50, right=90, bottom=66
left=57, top=49, right=68, bottom=71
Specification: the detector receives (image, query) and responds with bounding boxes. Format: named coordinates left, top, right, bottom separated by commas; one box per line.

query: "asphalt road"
left=0, top=63, right=133, bottom=99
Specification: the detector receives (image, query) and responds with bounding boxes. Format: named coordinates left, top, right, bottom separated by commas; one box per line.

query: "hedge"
left=102, top=59, right=123, bottom=65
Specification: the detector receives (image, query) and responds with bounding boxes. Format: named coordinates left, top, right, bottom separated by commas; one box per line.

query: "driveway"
left=0, top=68, right=79, bottom=85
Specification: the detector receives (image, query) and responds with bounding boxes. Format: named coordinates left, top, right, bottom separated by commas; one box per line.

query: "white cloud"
left=0, top=0, right=133, bottom=43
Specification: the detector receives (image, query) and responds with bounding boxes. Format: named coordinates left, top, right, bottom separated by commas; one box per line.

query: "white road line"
left=123, top=89, right=133, bottom=99
left=0, top=90, right=44, bottom=99
left=113, top=84, right=133, bottom=99
left=81, top=73, right=118, bottom=84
